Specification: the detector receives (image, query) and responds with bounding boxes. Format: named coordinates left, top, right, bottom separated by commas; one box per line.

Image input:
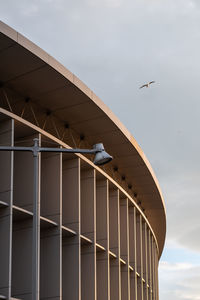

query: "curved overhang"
left=0, top=21, right=166, bottom=257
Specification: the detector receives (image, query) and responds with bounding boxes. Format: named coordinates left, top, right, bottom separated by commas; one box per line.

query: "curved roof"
left=0, top=21, right=166, bottom=257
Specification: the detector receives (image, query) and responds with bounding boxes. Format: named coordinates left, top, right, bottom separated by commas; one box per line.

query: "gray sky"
left=1, top=0, right=200, bottom=298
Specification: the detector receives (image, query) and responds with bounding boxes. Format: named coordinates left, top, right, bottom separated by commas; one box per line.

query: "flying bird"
left=139, top=81, right=155, bottom=89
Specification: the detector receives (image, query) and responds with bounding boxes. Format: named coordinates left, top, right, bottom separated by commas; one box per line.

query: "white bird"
left=139, top=81, right=155, bottom=89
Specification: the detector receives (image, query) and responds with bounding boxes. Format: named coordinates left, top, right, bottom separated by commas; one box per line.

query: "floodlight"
left=92, top=143, right=113, bottom=166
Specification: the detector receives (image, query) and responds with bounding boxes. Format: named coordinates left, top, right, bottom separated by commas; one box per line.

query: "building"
left=0, top=21, right=166, bottom=300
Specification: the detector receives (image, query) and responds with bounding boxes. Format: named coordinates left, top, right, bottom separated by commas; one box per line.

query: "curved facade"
left=0, top=21, right=166, bottom=300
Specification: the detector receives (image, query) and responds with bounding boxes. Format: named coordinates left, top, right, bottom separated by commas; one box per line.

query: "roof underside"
left=0, top=21, right=166, bottom=257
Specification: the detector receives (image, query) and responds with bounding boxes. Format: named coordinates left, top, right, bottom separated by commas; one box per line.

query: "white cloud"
left=21, top=4, right=39, bottom=17
left=160, top=261, right=194, bottom=271
left=86, top=0, right=123, bottom=8
left=159, top=261, right=200, bottom=300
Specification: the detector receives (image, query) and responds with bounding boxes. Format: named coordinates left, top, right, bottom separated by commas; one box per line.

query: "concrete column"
left=109, top=187, right=121, bottom=300
left=81, top=166, right=96, bottom=300
left=62, top=157, right=81, bottom=300
left=96, top=177, right=110, bottom=300
left=0, top=119, right=14, bottom=299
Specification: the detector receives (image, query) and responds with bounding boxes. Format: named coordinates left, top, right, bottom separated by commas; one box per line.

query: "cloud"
left=159, top=260, right=200, bottom=300
left=160, top=170, right=200, bottom=252
left=160, top=261, right=193, bottom=271
left=86, top=0, right=123, bottom=8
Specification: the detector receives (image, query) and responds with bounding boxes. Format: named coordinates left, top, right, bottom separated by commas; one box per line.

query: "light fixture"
left=92, top=143, right=113, bottom=166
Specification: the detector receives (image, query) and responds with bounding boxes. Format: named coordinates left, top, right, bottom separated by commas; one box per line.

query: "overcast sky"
left=1, top=0, right=200, bottom=299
